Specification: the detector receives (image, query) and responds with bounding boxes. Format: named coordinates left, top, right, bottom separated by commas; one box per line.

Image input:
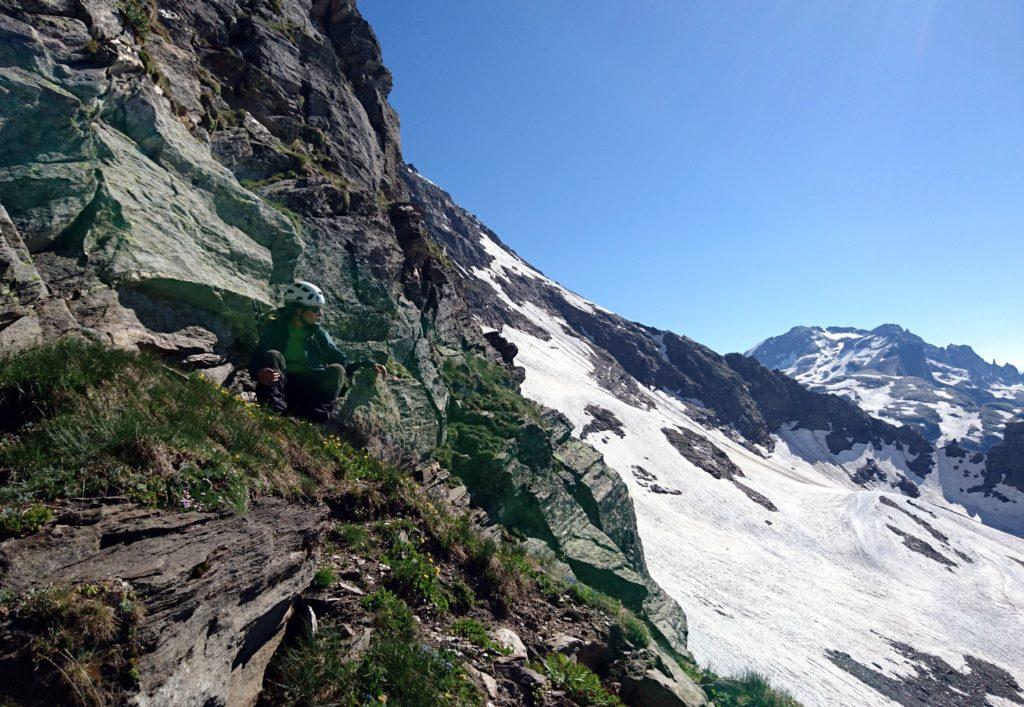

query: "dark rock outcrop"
left=827, top=640, right=1024, bottom=707
left=0, top=499, right=327, bottom=705
left=661, top=426, right=777, bottom=511
left=724, top=353, right=934, bottom=479
left=981, top=421, right=1024, bottom=492
left=581, top=404, right=626, bottom=441
left=885, top=524, right=957, bottom=569
left=662, top=426, right=742, bottom=480
left=943, top=440, right=968, bottom=459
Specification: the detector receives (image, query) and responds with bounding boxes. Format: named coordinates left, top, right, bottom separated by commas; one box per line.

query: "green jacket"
left=249, top=318, right=367, bottom=377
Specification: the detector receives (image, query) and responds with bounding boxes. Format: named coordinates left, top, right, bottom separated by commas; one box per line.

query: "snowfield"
left=468, top=229, right=1024, bottom=706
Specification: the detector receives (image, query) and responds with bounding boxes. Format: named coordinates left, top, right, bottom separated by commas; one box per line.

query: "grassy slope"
left=0, top=341, right=798, bottom=706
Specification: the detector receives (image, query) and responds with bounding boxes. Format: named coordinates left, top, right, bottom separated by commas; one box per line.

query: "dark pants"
left=255, top=350, right=347, bottom=417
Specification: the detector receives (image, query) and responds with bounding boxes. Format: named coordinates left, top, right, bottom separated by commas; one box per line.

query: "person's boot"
left=308, top=398, right=340, bottom=423
left=255, top=377, right=288, bottom=414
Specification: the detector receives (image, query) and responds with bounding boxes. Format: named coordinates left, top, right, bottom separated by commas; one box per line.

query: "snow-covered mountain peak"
left=750, top=325, right=1024, bottom=451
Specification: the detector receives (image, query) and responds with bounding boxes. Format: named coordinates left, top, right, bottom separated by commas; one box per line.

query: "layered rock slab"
left=0, top=499, right=327, bottom=706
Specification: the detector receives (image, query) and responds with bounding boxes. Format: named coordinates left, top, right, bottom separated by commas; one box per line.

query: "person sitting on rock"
left=249, top=280, right=387, bottom=420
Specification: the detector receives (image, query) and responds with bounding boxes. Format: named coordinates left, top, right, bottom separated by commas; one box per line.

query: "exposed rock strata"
left=0, top=498, right=327, bottom=705
left=581, top=403, right=626, bottom=441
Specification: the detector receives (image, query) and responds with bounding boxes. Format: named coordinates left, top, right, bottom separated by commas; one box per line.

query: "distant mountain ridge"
left=748, top=324, right=1024, bottom=451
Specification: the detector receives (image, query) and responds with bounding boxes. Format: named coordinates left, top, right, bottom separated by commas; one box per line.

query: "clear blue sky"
left=360, top=1, right=1024, bottom=368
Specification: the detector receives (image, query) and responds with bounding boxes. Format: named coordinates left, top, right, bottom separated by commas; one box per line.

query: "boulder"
left=491, top=627, right=528, bottom=661
left=621, top=646, right=708, bottom=707
left=465, top=665, right=499, bottom=701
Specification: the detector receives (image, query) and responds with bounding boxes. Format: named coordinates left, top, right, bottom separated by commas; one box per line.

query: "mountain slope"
left=749, top=325, right=1024, bottom=451
left=405, top=166, right=1024, bottom=707
left=0, top=1, right=701, bottom=702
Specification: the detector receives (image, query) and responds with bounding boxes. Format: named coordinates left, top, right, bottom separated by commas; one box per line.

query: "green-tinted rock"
left=338, top=367, right=440, bottom=463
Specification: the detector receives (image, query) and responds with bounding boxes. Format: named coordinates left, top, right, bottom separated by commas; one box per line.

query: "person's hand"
left=257, top=367, right=281, bottom=385
left=373, top=363, right=388, bottom=378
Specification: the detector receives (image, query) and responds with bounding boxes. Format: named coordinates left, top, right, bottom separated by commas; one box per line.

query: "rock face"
left=0, top=499, right=327, bottom=706
left=0, top=0, right=462, bottom=462
left=621, top=645, right=709, bottom=707
left=980, top=421, right=1024, bottom=493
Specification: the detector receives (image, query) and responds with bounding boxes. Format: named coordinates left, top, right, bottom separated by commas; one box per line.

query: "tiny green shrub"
left=263, top=197, right=303, bottom=236
left=618, top=612, right=650, bottom=648
left=0, top=503, right=53, bottom=540
left=333, top=521, right=369, bottom=549
left=376, top=187, right=391, bottom=211
left=117, top=0, right=151, bottom=35
left=535, top=571, right=567, bottom=599
left=385, top=359, right=412, bottom=379
left=240, top=171, right=302, bottom=189
left=449, top=576, right=476, bottom=609
left=568, top=582, right=622, bottom=616
left=432, top=512, right=476, bottom=557
left=533, top=653, right=623, bottom=706
left=450, top=618, right=493, bottom=650
left=386, top=541, right=452, bottom=611
left=361, top=589, right=415, bottom=639
left=267, top=20, right=300, bottom=42
left=312, top=566, right=337, bottom=590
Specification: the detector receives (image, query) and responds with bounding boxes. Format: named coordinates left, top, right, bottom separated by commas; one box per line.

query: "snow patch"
left=991, top=383, right=1024, bottom=400
left=474, top=230, right=607, bottom=315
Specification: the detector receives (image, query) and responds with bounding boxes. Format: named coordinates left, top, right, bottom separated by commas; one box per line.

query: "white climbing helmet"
left=283, top=280, right=326, bottom=307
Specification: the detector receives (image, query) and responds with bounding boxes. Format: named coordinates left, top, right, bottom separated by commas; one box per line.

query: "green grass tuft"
left=449, top=617, right=506, bottom=654
left=272, top=590, right=479, bottom=705
left=361, top=589, right=416, bottom=639
left=1, top=582, right=144, bottom=705
left=386, top=541, right=452, bottom=612
left=708, top=670, right=802, bottom=707
left=332, top=521, right=369, bottom=549
left=312, top=566, right=337, bottom=590
left=568, top=582, right=622, bottom=616
left=532, top=652, right=623, bottom=706
left=618, top=612, right=650, bottom=648
left=271, top=624, right=479, bottom=706
left=671, top=655, right=802, bottom=707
